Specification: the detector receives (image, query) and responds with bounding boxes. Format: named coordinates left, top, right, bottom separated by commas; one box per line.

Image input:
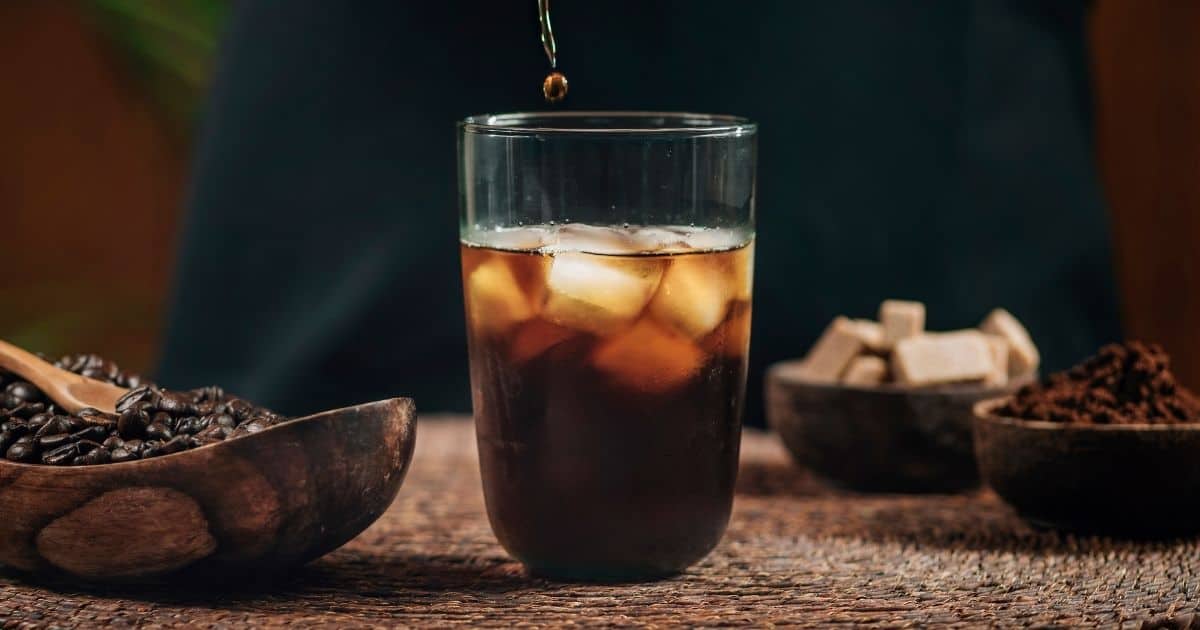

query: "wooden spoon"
left=0, top=339, right=128, bottom=414
left=0, top=397, right=417, bottom=581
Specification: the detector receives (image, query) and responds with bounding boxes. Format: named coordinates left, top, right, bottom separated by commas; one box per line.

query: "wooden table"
left=2, top=417, right=1198, bottom=628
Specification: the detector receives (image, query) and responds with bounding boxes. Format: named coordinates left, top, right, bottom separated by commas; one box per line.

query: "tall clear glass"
left=458, top=112, right=757, bottom=580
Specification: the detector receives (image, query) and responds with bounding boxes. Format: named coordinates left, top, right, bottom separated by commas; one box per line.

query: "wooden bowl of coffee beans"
left=974, top=342, right=1200, bottom=538
left=0, top=355, right=416, bottom=582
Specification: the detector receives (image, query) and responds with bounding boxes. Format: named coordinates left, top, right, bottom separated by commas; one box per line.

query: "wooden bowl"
left=974, top=398, right=1200, bottom=538
left=0, top=397, right=416, bottom=581
left=766, top=360, right=1025, bottom=493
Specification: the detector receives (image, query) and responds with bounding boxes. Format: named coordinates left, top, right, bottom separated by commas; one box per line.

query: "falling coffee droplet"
left=543, top=71, right=568, bottom=104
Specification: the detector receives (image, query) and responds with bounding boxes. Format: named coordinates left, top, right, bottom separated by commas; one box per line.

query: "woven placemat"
left=2, top=416, right=1198, bottom=628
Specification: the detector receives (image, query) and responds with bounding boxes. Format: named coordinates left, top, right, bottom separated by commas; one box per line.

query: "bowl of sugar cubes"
left=766, top=300, right=1040, bottom=493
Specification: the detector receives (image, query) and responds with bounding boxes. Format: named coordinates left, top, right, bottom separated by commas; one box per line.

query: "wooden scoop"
left=0, top=392, right=417, bottom=581
left=0, top=339, right=128, bottom=414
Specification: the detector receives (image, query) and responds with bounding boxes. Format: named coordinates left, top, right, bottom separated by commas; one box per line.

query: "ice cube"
left=630, top=226, right=689, bottom=253
left=553, top=223, right=640, bottom=255
left=510, top=318, right=577, bottom=364
left=650, top=256, right=731, bottom=338
left=703, top=303, right=752, bottom=358
left=543, top=251, right=664, bottom=335
left=592, top=319, right=707, bottom=393
left=465, top=258, right=536, bottom=334
left=480, top=226, right=551, bottom=251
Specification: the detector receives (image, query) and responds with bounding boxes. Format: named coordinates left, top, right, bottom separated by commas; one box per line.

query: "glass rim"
left=459, top=111, right=757, bottom=137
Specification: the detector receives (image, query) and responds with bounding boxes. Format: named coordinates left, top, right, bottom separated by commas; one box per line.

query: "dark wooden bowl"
left=766, top=360, right=1025, bottom=493
left=0, top=398, right=416, bottom=582
left=974, top=398, right=1200, bottom=538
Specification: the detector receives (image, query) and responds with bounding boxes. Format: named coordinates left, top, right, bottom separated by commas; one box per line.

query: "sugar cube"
left=892, top=330, right=993, bottom=387
left=879, top=300, right=925, bottom=348
left=796, top=317, right=864, bottom=383
left=980, top=308, right=1040, bottom=377
left=842, top=355, right=888, bottom=386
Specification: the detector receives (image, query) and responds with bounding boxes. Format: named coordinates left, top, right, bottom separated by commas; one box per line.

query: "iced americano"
left=461, top=223, right=752, bottom=578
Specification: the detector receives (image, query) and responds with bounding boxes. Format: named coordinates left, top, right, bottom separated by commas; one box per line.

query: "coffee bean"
left=157, top=394, right=191, bottom=415
left=26, top=413, right=51, bottom=430
left=110, top=447, right=136, bottom=463
left=35, top=416, right=72, bottom=438
left=1, top=353, right=286, bottom=466
left=161, top=435, right=193, bottom=454
left=6, top=437, right=37, bottom=463
left=37, top=433, right=72, bottom=450
left=117, top=408, right=150, bottom=439
left=141, top=441, right=164, bottom=459
left=146, top=422, right=173, bottom=442
left=71, top=426, right=108, bottom=443
left=116, top=386, right=156, bottom=413
left=75, top=447, right=111, bottom=465
left=42, top=442, right=79, bottom=466
left=5, top=381, right=42, bottom=404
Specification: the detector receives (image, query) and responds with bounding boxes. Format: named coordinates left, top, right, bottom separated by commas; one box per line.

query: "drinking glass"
left=458, top=112, right=757, bottom=580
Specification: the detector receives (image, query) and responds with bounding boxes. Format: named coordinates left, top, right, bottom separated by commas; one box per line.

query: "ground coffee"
left=0, top=353, right=286, bottom=465
left=999, top=341, right=1200, bottom=425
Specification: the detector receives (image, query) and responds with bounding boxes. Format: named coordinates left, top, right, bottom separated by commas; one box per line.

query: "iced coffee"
left=461, top=223, right=752, bottom=579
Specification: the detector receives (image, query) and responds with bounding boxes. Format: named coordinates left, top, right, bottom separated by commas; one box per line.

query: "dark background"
left=2, top=1, right=1195, bottom=426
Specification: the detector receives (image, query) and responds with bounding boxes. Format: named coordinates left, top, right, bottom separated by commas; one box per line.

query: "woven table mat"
left=2, top=416, right=1198, bottom=628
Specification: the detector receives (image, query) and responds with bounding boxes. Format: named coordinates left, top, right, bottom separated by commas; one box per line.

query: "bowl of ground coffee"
left=974, top=342, right=1200, bottom=537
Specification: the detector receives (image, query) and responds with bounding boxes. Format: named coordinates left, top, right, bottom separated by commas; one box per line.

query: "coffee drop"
left=543, top=71, right=568, bottom=104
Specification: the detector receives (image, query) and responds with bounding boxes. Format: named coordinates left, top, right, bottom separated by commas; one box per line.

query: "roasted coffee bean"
left=194, top=424, right=226, bottom=444
left=161, top=435, right=193, bottom=454
left=35, top=416, right=72, bottom=438
left=1, top=353, right=286, bottom=466
left=116, top=386, right=156, bottom=413
left=74, top=447, right=111, bottom=466
left=117, top=408, right=150, bottom=439
left=26, top=413, right=51, bottom=430
left=37, top=433, right=73, bottom=450
left=141, top=441, right=164, bottom=459
left=42, top=442, right=79, bottom=466
left=71, top=426, right=108, bottom=443
left=176, top=416, right=208, bottom=435
left=11, top=402, right=44, bottom=419
left=5, top=381, right=42, bottom=404
left=157, top=394, right=191, bottom=415
left=146, top=422, right=173, bottom=442
left=6, top=436, right=37, bottom=463
left=76, top=439, right=103, bottom=455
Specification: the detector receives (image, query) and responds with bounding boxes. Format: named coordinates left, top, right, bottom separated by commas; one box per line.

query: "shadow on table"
left=735, top=459, right=829, bottom=497
left=799, top=492, right=1200, bottom=554
left=0, top=552, right=615, bottom=606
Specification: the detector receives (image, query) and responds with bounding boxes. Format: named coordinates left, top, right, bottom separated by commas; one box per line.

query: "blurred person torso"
left=159, top=0, right=1118, bottom=422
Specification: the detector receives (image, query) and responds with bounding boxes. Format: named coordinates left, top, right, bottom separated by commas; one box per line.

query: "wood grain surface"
left=1, top=416, right=1198, bottom=628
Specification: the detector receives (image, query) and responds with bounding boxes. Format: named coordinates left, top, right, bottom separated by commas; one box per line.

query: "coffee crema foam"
left=463, top=223, right=753, bottom=256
